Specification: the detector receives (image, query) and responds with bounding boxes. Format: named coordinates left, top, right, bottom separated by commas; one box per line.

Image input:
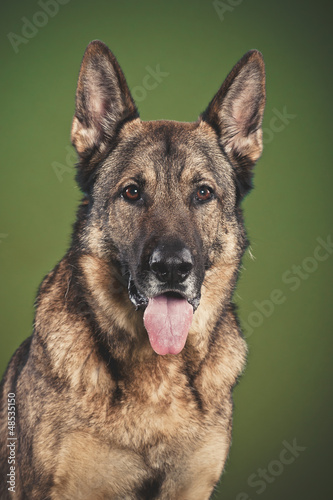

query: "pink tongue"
left=143, top=295, right=193, bottom=355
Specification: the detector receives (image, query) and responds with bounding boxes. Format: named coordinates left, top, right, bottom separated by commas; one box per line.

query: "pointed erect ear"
left=71, top=40, right=138, bottom=158
left=201, top=50, right=266, bottom=197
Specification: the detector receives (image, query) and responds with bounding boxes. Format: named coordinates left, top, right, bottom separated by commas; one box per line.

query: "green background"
left=0, top=0, right=332, bottom=498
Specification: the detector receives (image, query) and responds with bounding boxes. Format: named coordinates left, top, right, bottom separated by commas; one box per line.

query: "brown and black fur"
left=0, top=41, right=265, bottom=499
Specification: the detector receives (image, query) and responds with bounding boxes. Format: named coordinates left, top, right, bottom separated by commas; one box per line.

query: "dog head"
left=71, top=41, right=265, bottom=354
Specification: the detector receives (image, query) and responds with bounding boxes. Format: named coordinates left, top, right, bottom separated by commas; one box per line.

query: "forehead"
left=101, top=119, right=232, bottom=186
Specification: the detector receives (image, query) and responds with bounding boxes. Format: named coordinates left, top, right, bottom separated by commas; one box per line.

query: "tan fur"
left=0, top=42, right=265, bottom=500
left=43, top=254, right=246, bottom=499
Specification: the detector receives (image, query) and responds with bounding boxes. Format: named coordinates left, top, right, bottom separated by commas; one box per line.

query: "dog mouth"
left=128, top=276, right=200, bottom=310
left=128, top=276, right=199, bottom=356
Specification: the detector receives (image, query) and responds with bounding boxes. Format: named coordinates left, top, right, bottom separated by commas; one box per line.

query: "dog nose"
left=150, top=244, right=194, bottom=284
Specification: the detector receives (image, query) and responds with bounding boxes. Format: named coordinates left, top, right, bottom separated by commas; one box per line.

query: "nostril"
left=177, top=262, right=193, bottom=278
left=150, top=261, right=169, bottom=281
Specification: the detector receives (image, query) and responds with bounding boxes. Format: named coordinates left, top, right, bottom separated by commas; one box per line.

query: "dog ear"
left=201, top=50, right=266, bottom=197
left=71, top=40, right=138, bottom=168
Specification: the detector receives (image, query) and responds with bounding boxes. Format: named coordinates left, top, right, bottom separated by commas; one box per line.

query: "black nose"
left=149, top=243, right=194, bottom=285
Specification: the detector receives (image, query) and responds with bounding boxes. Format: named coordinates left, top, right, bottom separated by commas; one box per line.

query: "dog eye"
left=196, top=186, right=214, bottom=202
left=123, top=185, right=141, bottom=202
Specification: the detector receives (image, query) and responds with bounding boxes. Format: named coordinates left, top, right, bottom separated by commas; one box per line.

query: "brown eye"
left=123, top=185, right=141, bottom=202
left=196, top=186, right=214, bottom=202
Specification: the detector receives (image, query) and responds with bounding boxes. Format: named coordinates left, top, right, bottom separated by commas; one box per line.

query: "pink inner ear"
left=88, top=81, right=107, bottom=123
left=92, top=94, right=105, bottom=118
left=231, top=83, right=256, bottom=136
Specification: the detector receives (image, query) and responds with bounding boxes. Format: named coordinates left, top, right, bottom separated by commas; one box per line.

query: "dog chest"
left=50, top=362, right=232, bottom=499
left=51, top=420, right=229, bottom=500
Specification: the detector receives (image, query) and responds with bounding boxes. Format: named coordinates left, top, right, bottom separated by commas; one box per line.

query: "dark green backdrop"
left=1, top=1, right=332, bottom=498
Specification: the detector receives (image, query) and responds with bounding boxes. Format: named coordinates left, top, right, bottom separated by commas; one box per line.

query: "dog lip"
left=128, top=275, right=149, bottom=309
left=157, top=290, right=187, bottom=300
left=128, top=275, right=200, bottom=312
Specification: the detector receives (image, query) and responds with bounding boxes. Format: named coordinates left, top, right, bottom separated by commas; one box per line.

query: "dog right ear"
left=201, top=50, right=266, bottom=198
left=71, top=41, right=138, bottom=188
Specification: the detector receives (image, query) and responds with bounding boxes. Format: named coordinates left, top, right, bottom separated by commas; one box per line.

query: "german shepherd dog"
left=0, top=41, right=265, bottom=499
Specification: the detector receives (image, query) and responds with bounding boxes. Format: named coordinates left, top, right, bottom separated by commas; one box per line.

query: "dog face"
left=71, top=41, right=265, bottom=354
left=85, top=120, right=237, bottom=311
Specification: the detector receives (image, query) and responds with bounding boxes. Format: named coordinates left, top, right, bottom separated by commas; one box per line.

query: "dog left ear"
left=201, top=50, right=266, bottom=197
left=71, top=40, right=138, bottom=189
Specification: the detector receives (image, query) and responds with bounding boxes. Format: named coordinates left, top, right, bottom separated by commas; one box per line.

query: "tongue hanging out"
left=143, top=294, right=193, bottom=355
